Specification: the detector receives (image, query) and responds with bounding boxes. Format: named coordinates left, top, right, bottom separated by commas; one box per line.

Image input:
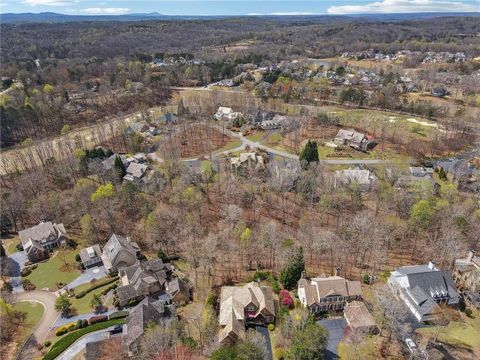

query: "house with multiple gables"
left=19, top=222, right=68, bottom=262
left=124, top=296, right=177, bottom=355
left=116, top=258, right=191, bottom=307
left=388, top=262, right=460, bottom=322
left=101, top=234, right=140, bottom=274
left=218, top=282, right=275, bottom=345
left=297, top=274, right=362, bottom=314
left=334, top=129, right=375, bottom=152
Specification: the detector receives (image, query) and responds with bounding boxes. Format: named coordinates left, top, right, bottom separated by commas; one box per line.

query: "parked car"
left=405, top=338, right=417, bottom=353
left=109, top=325, right=123, bottom=335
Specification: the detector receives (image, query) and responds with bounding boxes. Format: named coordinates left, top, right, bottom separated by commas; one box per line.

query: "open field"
left=26, top=250, right=79, bottom=291
left=2, top=235, right=20, bottom=254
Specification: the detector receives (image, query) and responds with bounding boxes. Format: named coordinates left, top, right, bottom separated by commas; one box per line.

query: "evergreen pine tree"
left=280, top=247, right=305, bottom=290
left=114, top=155, right=126, bottom=181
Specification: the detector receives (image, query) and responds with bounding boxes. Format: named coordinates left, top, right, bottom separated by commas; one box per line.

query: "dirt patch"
left=160, top=124, right=233, bottom=158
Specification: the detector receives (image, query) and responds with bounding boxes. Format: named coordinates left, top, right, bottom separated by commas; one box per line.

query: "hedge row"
left=43, top=319, right=126, bottom=360
left=109, top=310, right=128, bottom=320
left=75, top=276, right=119, bottom=299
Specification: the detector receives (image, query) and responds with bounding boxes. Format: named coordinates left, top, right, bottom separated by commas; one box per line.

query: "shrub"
left=16, top=244, right=24, bottom=251
left=88, top=315, right=108, bottom=325
left=2, top=282, right=13, bottom=293
left=205, top=293, right=217, bottom=307
left=465, top=308, right=473, bottom=317
left=294, top=299, right=301, bottom=309
left=75, top=254, right=81, bottom=262
left=109, top=311, right=128, bottom=320
left=55, top=323, right=76, bottom=336
left=362, top=274, right=371, bottom=284
left=181, top=336, right=198, bottom=350
left=21, top=268, right=32, bottom=277
left=268, top=324, right=275, bottom=331
left=21, top=279, right=36, bottom=291
left=31, top=264, right=38, bottom=270
left=275, top=348, right=285, bottom=360
left=44, top=341, right=51, bottom=347
left=75, top=277, right=118, bottom=299
left=81, top=319, right=88, bottom=328
left=279, top=290, right=294, bottom=309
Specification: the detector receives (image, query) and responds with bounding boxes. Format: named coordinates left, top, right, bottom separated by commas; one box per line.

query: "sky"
left=0, top=0, right=479, bottom=16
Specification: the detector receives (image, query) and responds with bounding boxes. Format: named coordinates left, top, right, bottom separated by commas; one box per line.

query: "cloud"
left=23, top=0, right=77, bottom=6
left=82, top=7, right=130, bottom=14
left=327, top=0, right=480, bottom=14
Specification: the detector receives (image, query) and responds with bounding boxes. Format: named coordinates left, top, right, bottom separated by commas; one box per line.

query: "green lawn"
left=70, top=283, right=114, bottom=314
left=218, top=139, right=242, bottom=152
left=262, top=132, right=283, bottom=145
left=417, top=309, right=480, bottom=349
left=13, top=301, right=45, bottom=343
left=246, top=132, right=265, bottom=142
left=26, top=251, right=79, bottom=291
left=2, top=236, right=20, bottom=254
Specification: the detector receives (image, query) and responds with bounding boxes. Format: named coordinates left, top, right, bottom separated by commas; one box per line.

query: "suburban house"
left=344, top=301, right=378, bottom=334
left=79, top=245, right=103, bottom=268
left=116, top=258, right=191, bottom=306
left=123, top=162, right=149, bottom=183
left=228, top=151, right=267, bottom=174
left=297, top=275, right=362, bottom=314
left=214, top=107, right=242, bottom=122
left=454, top=250, right=480, bottom=292
left=124, top=296, right=176, bottom=355
left=126, top=120, right=149, bottom=135
left=388, top=262, right=460, bottom=322
left=101, top=234, right=140, bottom=274
left=218, top=282, right=275, bottom=345
left=334, top=168, right=377, bottom=191
left=19, top=222, right=68, bottom=262
left=334, top=129, right=375, bottom=151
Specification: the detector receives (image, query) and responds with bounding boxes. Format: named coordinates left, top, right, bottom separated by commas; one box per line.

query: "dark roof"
left=125, top=297, right=175, bottom=348
left=407, top=270, right=459, bottom=302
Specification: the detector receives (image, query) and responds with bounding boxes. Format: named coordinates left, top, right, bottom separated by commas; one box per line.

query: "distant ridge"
left=0, top=11, right=478, bottom=24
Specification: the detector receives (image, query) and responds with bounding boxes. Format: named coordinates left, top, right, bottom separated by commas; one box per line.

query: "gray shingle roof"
left=19, top=221, right=66, bottom=247
left=79, top=244, right=102, bottom=265
left=101, top=234, right=138, bottom=265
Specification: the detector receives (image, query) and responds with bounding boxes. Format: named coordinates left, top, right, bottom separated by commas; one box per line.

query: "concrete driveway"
left=56, top=325, right=123, bottom=360
left=65, top=265, right=107, bottom=289
left=7, top=251, right=28, bottom=293
left=317, top=318, right=347, bottom=360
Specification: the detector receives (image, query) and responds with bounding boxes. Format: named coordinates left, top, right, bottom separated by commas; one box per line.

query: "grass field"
left=13, top=301, right=45, bottom=343
left=417, top=309, right=480, bottom=349
left=26, top=250, right=79, bottom=291
left=246, top=132, right=265, bottom=142
left=218, top=139, right=242, bottom=152
left=2, top=236, right=20, bottom=254
left=70, top=282, right=114, bottom=314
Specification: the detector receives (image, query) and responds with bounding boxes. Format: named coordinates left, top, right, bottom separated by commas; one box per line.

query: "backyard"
left=25, top=250, right=79, bottom=291
left=70, top=282, right=116, bottom=314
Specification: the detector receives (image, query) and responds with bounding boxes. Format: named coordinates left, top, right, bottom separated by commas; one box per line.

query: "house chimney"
left=428, top=261, right=436, bottom=270
left=300, top=271, right=306, bottom=279
left=467, top=250, right=476, bottom=263
left=334, top=267, right=341, bottom=276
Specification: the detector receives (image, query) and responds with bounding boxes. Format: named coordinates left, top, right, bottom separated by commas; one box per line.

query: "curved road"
left=14, top=290, right=59, bottom=360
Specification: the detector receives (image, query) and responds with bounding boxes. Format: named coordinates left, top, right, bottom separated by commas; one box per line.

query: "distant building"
left=388, top=262, right=460, bottom=322
left=218, top=282, right=275, bottom=345
left=228, top=151, right=267, bottom=174
left=344, top=301, right=378, bottom=334
left=297, top=274, right=362, bottom=314
left=155, top=112, right=178, bottom=126
left=334, top=129, right=374, bottom=151
left=454, top=250, right=480, bottom=293
left=214, top=107, right=242, bottom=122
left=123, top=162, right=148, bottom=183
left=126, top=120, right=149, bottom=135
left=79, top=245, right=103, bottom=268
left=334, top=168, right=377, bottom=191
left=101, top=234, right=140, bottom=274
left=19, top=222, right=68, bottom=262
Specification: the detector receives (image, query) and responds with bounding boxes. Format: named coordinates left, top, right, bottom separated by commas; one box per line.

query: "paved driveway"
left=317, top=318, right=347, bottom=360
left=254, top=326, right=273, bottom=360
left=7, top=251, right=28, bottom=292
left=56, top=326, right=122, bottom=360
left=65, top=266, right=107, bottom=289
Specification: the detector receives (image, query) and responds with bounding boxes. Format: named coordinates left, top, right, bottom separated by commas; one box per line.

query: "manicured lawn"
left=3, top=236, right=20, bottom=254
left=13, top=301, right=45, bottom=343
left=26, top=250, right=79, bottom=291
left=246, top=132, right=265, bottom=142
left=417, top=309, right=480, bottom=349
left=70, top=282, right=114, bottom=314
left=218, top=139, right=242, bottom=152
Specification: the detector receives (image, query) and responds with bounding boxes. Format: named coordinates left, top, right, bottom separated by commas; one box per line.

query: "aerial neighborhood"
left=1, top=8, right=480, bottom=360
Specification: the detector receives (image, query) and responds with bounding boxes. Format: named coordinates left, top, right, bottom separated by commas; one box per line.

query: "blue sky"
left=1, top=0, right=479, bottom=15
